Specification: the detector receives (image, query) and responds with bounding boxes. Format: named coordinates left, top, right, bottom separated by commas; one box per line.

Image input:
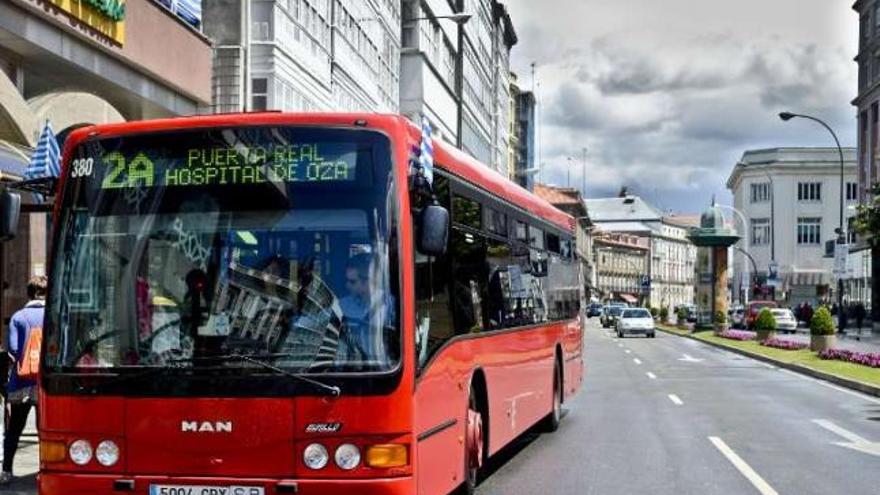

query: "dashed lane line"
left=633, top=358, right=642, bottom=365
left=709, top=436, right=779, bottom=495
left=646, top=372, right=657, bottom=379
left=668, top=394, right=683, bottom=405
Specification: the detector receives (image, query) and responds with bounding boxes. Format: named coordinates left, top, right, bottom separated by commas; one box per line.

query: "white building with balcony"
left=205, top=0, right=400, bottom=114
left=727, top=147, right=858, bottom=308
left=399, top=0, right=516, bottom=175
left=584, top=195, right=697, bottom=311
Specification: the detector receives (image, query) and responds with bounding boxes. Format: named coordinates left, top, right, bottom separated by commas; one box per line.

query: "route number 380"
left=69, top=158, right=94, bottom=178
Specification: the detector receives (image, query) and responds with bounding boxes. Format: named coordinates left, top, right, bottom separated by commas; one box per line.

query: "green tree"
left=715, top=310, right=727, bottom=325
left=755, top=308, right=776, bottom=332
left=810, top=306, right=835, bottom=336
left=853, top=183, right=880, bottom=244
left=660, top=307, right=669, bottom=323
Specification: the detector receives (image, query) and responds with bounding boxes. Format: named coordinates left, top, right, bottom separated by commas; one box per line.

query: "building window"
left=797, top=217, right=822, bottom=245
left=251, top=78, right=268, bottom=111
left=875, top=4, right=880, bottom=35
left=797, top=182, right=822, bottom=202
left=848, top=217, right=858, bottom=244
left=751, top=218, right=770, bottom=246
left=750, top=182, right=771, bottom=203
left=847, top=182, right=859, bottom=202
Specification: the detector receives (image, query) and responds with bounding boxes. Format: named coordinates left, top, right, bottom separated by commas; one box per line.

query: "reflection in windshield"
left=46, top=127, right=399, bottom=374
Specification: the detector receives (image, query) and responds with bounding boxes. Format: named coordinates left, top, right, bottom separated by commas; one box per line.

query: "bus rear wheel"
left=461, top=390, right=484, bottom=495
left=541, top=362, right=562, bottom=432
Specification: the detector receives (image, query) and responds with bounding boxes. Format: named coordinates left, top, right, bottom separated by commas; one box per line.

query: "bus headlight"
left=95, top=440, right=120, bottom=466
left=303, top=443, right=329, bottom=470
left=69, top=439, right=93, bottom=465
left=334, top=443, right=361, bottom=470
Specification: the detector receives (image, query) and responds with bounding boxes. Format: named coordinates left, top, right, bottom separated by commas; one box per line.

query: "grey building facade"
left=510, top=79, right=536, bottom=191
left=399, top=0, right=516, bottom=175
left=853, top=0, right=880, bottom=327
left=206, top=0, right=401, bottom=114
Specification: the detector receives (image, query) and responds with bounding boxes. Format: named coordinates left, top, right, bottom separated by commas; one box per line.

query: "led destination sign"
left=79, top=142, right=358, bottom=190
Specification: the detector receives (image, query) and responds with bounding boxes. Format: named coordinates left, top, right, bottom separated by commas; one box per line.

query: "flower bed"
left=818, top=349, right=880, bottom=368
left=718, top=330, right=756, bottom=341
left=760, top=338, right=809, bottom=351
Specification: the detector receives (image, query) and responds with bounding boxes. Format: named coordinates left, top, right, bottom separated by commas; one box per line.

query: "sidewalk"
left=2, top=409, right=38, bottom=494
left=784, top=326, right=880, bottom=354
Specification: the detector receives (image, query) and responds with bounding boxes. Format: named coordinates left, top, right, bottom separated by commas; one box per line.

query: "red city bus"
left=15, top=113, right=583, bottom=495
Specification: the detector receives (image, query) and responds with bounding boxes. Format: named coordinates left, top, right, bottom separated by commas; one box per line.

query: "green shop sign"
left=81, top=0, right=125, bottom=21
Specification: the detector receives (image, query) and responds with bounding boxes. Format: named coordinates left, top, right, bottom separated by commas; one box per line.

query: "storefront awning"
left=784, top=271, right=831, bottom=288
left=619, top=293, right=638, bottom=304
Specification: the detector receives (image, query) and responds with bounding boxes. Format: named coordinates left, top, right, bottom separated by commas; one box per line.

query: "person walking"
left=855, top=302, right=867, bottom=332
left=1, top=276, right=46, bottom=485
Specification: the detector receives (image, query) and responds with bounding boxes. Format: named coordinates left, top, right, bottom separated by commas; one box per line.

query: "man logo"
left=181, top=421, right=233, bottom=433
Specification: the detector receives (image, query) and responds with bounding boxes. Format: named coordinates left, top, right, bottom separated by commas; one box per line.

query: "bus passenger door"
left=414, top=241, right=466, bottom=495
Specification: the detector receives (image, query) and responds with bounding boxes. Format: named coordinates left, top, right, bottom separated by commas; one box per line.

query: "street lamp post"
left=779, top=111, right=847, bottom=332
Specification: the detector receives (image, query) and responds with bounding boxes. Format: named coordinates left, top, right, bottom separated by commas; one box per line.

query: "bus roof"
left=63, top=112, right=575, bottom=233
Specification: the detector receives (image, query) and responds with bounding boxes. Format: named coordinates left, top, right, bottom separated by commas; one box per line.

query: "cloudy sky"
left=505, top=0, right=858, bottom=214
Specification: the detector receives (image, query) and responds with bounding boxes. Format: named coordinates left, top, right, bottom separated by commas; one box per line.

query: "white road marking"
left=673, top=330, right=880, bottom=406
left=709, top=437, right=779, bottom=495
left=668, top=394, right=683, bottom=405
left=625, top=349, right=632, bottom=354
left=678, top=353, right=705, bottom=363
left=646, top=372, right=657, bottom=380
left=633, top=358, right=642, bottom=365
left=812, top=419, right=880, bottom=457
left=617, top=343, right=623, bottom=348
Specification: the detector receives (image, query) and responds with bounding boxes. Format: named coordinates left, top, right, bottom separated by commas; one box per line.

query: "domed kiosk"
left=688, top=202, right=740, bottom=329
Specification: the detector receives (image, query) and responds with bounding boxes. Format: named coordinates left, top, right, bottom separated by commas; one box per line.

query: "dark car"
left=587, top=303, right=603, bottom=317
left=602, top=306, right=624, bottom=328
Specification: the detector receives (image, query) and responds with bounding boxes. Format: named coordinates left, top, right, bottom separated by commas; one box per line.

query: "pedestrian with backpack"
left=1, top=276, right=45, bottom=485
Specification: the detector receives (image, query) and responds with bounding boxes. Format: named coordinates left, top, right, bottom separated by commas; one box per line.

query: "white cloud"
left=505, top=0, right=859, bottom=213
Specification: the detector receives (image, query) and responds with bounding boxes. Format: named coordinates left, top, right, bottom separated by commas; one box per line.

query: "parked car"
left=682, top=304, right=697, bottom=323
left=587, top=302, right=604, bottom=318
left=746, top=301, right=778, bottom=329
left=609, top=301, right=630, bottom=309
left=730, top=306, right=745, bottom=329
left=617, top=308, right=656, bottom=338
left=771, top=308, right=797, bottom=334
left=602, top=306, right=624, bottom=328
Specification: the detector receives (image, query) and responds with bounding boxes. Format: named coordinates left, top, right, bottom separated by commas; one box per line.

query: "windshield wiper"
left=195, top=353, right=341, bottom=397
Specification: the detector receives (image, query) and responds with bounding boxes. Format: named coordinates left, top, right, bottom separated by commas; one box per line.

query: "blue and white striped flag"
left=25, top=120, right=61, bottom=181
left=420, top=117, right=434, bottom=185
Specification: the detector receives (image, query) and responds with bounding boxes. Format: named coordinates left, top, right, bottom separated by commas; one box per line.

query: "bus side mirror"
left=417, top=204, right=449, bottom=257
left=0, top=188, right=21, bottom=241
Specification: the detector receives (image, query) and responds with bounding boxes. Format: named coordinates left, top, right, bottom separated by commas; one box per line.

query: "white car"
left=771, top=308, right=797, bottom=334
left=617, top=308, right=656, bottom=338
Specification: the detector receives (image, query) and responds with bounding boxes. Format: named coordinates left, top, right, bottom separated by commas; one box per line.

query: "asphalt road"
left=476, top=319, right=880, bottom=495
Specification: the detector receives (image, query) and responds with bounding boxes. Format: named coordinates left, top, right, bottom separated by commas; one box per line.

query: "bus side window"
left=450, top=229, right=487, bottom=334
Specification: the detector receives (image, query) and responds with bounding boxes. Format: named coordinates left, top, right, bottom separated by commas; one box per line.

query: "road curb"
left=657, top=327, right=880, bottom=398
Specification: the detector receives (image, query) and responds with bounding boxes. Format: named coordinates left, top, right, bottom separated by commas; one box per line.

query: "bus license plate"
left=149, top=485, right=265, bottom=495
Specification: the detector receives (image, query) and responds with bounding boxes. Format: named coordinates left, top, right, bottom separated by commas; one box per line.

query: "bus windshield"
left=46, top=125, right=400, bottom=375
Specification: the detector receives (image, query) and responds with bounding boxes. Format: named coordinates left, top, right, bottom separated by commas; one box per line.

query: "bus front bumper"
left=39, top=473, right=414, bottom=495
